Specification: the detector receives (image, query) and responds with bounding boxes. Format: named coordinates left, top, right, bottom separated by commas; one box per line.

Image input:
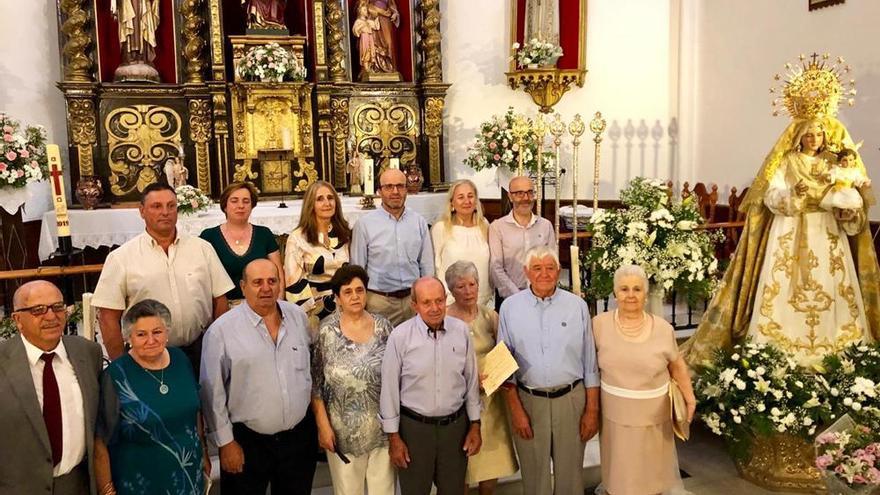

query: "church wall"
left=685, top=0, right=880, bottom=217
left=441, top=0, right=680, bottom=199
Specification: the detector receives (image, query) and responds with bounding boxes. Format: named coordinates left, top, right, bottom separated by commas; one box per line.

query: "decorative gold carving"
left=189, top=99, right=212, bottom=193
left=325, top=0, right=347, bottom=82
left=419, top=0, right=442, bottom=83
left=211, top=91, right=230, bottom=190
left=59, top=0, right=93, bottom=82
left=298, top=86, right=314, bottom=156
left=424, top=96, right=443, bottom=183
left=313, top=0, right=328, bottom=79
left=734, top=433, right=824, bottom=493
left=67, top=99, right=97, bottom=176
left=507, top=68, right=586, bottom=113
left=330, top=97, right=350, bottom=186
left=180, top=0, right=206, bottom=84
left=104, top=105, right=183, bottom=196
left=352, top=99, right=418, bottom=173
left=233, top=159, right=257, bottom=183
left=294, top=158, right=319, bottom=192
left=208, top=0, right=225, bottom=80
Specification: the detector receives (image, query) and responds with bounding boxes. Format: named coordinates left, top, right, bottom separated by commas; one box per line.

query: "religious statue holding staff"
left=352, top=2, right=393, bottom=80
left=242, top=0, right=288, bottom=31
left=363, top=0, right=400, bottom=71
left=682, top=54, right=880, bottom=368
left=346, top=141, right=364, bottom=194
left=110, top=0, right=161, bottom=82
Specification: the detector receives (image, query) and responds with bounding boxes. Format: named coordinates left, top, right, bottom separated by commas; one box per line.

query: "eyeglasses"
left=510, top=190, right=535, bottom=198
left=380, top=184, right=407, bottom=192
left=14, top=302, right=67, bottom=317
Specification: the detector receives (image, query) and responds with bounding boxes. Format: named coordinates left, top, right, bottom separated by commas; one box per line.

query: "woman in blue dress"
left=94, top=299, right=209, bottom=495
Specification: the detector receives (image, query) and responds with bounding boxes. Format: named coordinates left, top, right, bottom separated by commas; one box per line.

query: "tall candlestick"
left=363, top=158, right=375, bottom=196
left=549, top=114, right=566, bottom=259
left=534, top=114, right=548, bottom=217
left=568, top=115, right=585, bottom=297
left=511, top=114, right=530, bottom=177
left=47, top=144, right=72, bottom=253
left=281, top=128, right=293, bottom=150
left=82, top=293, right=94, bottom=341
left=589, top=112, right=608, bottom=211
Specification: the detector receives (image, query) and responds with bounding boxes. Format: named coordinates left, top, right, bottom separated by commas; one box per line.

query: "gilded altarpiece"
left=54, top=0, right=450, bottom=204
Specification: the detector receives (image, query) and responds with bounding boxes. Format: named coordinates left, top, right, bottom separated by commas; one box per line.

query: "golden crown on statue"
left=770, top=53, right=857, bottom=119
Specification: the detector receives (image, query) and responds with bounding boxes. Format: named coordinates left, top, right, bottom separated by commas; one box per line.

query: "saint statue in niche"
left=110, top=0, right=161, bottom=82
left=525, top=0, right=559, bottom=43
left=353, top=0, right=401, bottom=81
left=242, top=0, right=288, bottom=32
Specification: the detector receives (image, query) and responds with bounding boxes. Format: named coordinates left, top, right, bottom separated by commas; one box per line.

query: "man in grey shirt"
left=200, top=259, right=316, bottom=495
left=488, top=176, right=556, bottom=301
left=351, top=168, right=434, bottom=326
left=380, top=277, right=481, bottom=494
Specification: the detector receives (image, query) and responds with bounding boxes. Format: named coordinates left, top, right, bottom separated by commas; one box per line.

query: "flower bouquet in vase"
left=175, top=185, right=212, bottom=216
left=512, top=38, right=563, bottom=68
left=464, top=107, right=553, bottom=184
left=236, top=42, right=307, bottom=82
left=815, top=414, right=880, bottom=494
left=0, top=112, right=48, bottom=214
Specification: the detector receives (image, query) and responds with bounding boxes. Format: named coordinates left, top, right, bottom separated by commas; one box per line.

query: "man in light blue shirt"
left=380, top=277, right=481, bottom=495
left=498, top=246, right=600, bottom=495
left=351, top=168, right=434, bottom=325
left=200, top=259, right=316, bottom=495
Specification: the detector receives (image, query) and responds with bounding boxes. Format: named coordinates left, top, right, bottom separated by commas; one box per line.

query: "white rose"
left=803, top=417, right=813, bottom=426
left=733, top=416, right=742, bottom=424
left=852, top=402, right=862, bottom=411
left=844, top=397, right=853, bottom=406
left=756, top=403, right=766, bottom=412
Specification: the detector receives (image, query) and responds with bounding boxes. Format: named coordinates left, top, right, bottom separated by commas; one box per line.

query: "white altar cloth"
left=39, top=193, right=448, bottom=261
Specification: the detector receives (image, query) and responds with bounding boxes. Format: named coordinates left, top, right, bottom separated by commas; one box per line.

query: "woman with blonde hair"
left=285, top=180, right=352, bottom=328
left=431, top=179, right=493, bottom=306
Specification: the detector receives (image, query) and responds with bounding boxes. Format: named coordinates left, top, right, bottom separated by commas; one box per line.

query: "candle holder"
left=533, top=114, right=549, bottom=216
left=359, top=195, right=376, bottom=210
left=568, top=114, right=586, bottom=297
left=589, top=112, right=607, bottom=211
left=511, top=115, right=530, bottom=177
left=548, top=113, right=566, bottom=253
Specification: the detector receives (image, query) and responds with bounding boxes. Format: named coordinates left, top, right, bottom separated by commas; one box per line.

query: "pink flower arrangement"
left=816, top=422, right=880, bottom=489
left=0, top=112, right=47, bottom=189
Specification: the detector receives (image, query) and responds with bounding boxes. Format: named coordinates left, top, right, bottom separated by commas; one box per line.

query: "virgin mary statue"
left=682, top=56, right=880, bottom=367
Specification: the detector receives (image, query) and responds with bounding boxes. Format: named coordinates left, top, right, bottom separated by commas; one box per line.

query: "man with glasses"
left=488, top=176, right=557, bottom=303
left=351, top=168, right=434, bottom=325
left=0, top=280, right=103, bottom=495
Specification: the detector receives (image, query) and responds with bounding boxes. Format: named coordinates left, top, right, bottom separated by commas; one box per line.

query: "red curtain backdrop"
left=95, top=0, right=178, bottom=83
left=515, top=0, right=581, bottom=70
left=347, top=0, right=413, bottom=82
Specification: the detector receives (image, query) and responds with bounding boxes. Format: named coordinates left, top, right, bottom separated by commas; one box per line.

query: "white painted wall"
left=682, top=0, right=880, bottom=217
left=441, top=0, right=680, bottom=199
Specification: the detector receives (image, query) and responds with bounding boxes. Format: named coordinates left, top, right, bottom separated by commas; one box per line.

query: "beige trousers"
left=325, top=445, right=396, bottom=495
left=366, top=292, right=415, bottom=327
left=513, top=386, right=587, bottom=495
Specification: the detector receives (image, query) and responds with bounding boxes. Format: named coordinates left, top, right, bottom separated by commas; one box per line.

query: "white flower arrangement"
left=583, top=177, right=723, bottom=302
left=512, top=38, right=563, bottom=68
left=175, top=185, right=212, bottom=215
left=236, top=43, right=307, bottom=83
left=695, top=340, right=880, bottom=461
left=0, top=113, right=48, bottom=189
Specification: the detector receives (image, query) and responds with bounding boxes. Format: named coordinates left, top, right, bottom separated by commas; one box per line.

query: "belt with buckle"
left=401, top=406, right=464, bottom=425
left=368, top=288, right=412, bottom=299
left=517, top=379, right=582, bottom=399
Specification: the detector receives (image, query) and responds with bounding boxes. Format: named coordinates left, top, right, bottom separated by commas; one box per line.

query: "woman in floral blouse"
left=310, top=264, right=395, bottom=495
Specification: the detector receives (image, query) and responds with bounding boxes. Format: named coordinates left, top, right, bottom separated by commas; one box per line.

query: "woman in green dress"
left=200, top=182, right=284, bottom=302
left=95, top=299, right=210, bottom=495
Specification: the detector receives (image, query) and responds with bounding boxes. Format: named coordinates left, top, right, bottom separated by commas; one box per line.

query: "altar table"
left=39, top=193, right=447, bottom=261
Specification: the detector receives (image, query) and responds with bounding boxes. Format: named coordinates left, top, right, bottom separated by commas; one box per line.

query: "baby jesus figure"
left=820, top=148, right=871, bottom=211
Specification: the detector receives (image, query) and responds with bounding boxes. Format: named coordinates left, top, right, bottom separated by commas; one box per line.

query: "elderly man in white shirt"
left=93, top=182, right=233, bottom=372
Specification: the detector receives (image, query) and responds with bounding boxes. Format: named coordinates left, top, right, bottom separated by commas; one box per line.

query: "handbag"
left=669, top=378, right=690, bottom=441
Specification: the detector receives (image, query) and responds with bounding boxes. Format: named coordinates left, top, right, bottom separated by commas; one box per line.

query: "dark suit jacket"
left=0, top=334, right=103, bottom=495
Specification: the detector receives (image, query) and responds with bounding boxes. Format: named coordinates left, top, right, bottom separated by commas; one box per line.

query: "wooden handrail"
left=0, top=264, right=104, bottom=281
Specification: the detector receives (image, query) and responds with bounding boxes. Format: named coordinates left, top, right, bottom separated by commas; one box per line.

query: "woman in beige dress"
left=593, top=265, right=696, bottom=495
left=445, top=260, right=517, bottom=494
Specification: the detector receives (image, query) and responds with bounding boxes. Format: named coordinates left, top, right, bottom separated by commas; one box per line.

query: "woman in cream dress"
left=445, top=260, right=517, bottom=494
left=593, top=265, right=695, bottom=495
left=431, top=179, right=494, bottom=306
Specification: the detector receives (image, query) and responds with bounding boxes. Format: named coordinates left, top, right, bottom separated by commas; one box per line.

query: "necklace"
left=223, top=224, right=251, bottom=247
left=142, top=366, right=169, bottom=394
left=614, top=309, right=647, bottom=338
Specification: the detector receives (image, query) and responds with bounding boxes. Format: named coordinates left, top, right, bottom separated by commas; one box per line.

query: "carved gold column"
left=67, top=96, right=98, bottom=177
left=180, top=0, right=206, bottom=84
left=211, top=91, right=230, bottom=191
left=312, top=0, right=329, bottom=81
left=419, top=0, right=442, bottom=84
left=316, top=90, right=333, bottom=183
left=325, top=0, right=348, bottom=82
left=424, top=96, right=444, bottom=184
left=330, top=97, right=350, bottom=187
left=59, top=0, right=93, bottom=82
left=189, top=99, right=213, bottom=193
left=207, top=0, right=226, bottom=81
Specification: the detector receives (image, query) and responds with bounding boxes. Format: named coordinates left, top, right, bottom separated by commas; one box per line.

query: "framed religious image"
left=508, top=0, right=588, bottom=73
left=809, top=0, right=845, bottom=11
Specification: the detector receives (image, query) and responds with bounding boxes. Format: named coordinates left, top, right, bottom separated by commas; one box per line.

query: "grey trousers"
left=53, top=463, right=89, bottom=495
left=366, top=292, right=416, bottom=327
left=397, top=413, right=469, bottom=495
left=513, top=386, right=587, bottom=495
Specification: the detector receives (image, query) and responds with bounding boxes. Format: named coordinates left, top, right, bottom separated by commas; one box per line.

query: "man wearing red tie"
left=0, top=281, right=103, bottom=495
